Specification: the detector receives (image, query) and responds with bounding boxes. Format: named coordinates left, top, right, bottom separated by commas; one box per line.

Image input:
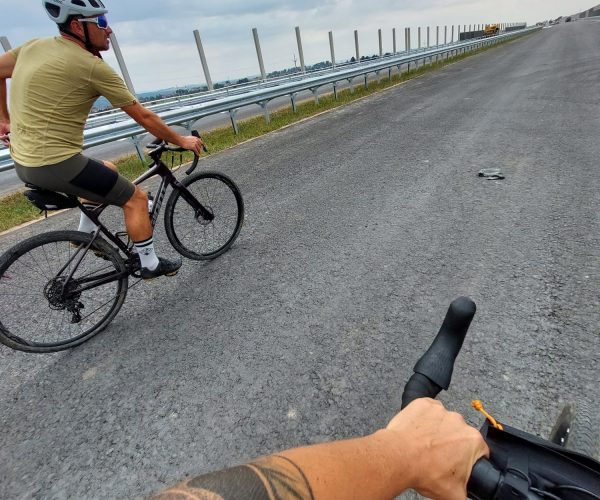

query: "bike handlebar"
left=400, top=296, right=475, bottom=409
left=401, top=297, right=600, bottom=499
left=146, top=130, right=208, bottom=176
left=399, top=297, right=503, bottom=499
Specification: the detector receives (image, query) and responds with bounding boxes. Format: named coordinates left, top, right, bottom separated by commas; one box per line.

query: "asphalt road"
left=1, top=21, right=599, bottom=498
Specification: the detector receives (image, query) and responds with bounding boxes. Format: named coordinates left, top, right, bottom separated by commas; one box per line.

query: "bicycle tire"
left=550, top=401, right=599, bottom=460
left=0, top=230, right=128, bottom=353
left=164, top=171, right=244, bottom=260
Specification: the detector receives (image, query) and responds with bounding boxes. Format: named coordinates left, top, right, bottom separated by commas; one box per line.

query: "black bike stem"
left=401, top=296, right=476, bottom=408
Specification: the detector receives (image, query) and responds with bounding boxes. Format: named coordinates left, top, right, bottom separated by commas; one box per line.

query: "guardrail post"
left=295, top=27, right=306, bottom=74
left=451, top=25, right=455, bottom=43
left=333, top=82, right=338, bottom=100
left=129, top=135, right=145, bottom=165
left=354, top=30, right=360, bottom=62
left=311, top=88, right=320, bottom=105
left=109, top=33, right=136, bottom=96
left=259, top=101, right=270, bottom=123
left=252, top=28, right=267, bottom=81
left=290, top=93, right=297, bottom=112
left=329, top=31, right=336, bottom=69
left=229, top=109, right=239, bottom=134
left=193, top=29, right=214, bottom=91
left=378, top=29, right=383, bottom=57
left=393, top=28, right=397, bottom=54
left=0, top=36, right=11, bottom=52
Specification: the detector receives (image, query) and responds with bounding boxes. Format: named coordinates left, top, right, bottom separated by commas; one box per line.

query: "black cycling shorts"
left=14, top=154, right=135, bottom=207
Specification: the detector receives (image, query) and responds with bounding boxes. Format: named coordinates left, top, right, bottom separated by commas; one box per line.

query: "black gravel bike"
left=0, top=132, right=244, bottom=353
left=402, top=297, right=599, bottom=499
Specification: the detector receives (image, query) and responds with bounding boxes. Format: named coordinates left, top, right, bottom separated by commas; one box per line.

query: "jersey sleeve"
left=8, top=39, right=38, bottom=60
left=91, top=59, right=137, bottom=108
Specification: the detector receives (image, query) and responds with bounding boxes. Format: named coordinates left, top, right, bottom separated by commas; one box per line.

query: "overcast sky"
left=1, top=1, right=595, bottom=93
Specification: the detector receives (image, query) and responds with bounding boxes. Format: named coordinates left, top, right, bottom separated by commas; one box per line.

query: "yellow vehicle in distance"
left=483, top=24, right=500, bottom=37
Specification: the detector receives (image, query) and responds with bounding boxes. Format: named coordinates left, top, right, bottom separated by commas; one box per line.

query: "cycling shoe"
left=140, top=257, right=182, bottom=280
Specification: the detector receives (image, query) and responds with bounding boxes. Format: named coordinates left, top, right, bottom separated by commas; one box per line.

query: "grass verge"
left=0, top=32, right=535, bottom=234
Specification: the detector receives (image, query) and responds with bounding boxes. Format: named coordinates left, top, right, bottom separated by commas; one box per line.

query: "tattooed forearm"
left=152, top=455, right=314, bottom=500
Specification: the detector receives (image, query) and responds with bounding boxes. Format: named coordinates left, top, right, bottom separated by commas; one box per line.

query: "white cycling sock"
left=78, top=203, right=100, bottom=233
left=134, top=237, right=160, bottom=270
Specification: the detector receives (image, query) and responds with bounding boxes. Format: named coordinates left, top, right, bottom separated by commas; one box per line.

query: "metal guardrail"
left=0, top=27, right=539, bottom=172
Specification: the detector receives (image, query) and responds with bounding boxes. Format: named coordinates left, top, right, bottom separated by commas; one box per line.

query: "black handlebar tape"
left=401, top=373, right=443, bottom=409
left=467, top=459, right=501, bottom=500
left=400, top=297, right=476, bottom=409
left=414, top=296, right=475, bottom=389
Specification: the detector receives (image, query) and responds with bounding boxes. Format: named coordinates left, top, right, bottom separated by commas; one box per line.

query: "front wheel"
left=0, top=231, right=128, bottom=353
left=164, top=171, right=244, bottom=260
left=549, top=401, right=599, bottom=460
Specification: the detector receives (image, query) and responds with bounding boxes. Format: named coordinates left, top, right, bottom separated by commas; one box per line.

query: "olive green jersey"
left=9, top=37, right=136, bottom=166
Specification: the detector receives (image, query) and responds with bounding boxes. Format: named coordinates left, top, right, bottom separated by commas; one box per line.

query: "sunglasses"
left=79, top=14, right=109, bottom=30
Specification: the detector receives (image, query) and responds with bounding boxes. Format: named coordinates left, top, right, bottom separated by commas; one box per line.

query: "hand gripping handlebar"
left=400, top=297, right=507, bottom=499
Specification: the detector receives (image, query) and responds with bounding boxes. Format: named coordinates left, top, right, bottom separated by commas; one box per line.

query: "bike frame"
left=59, top=153, right=212, bottom=295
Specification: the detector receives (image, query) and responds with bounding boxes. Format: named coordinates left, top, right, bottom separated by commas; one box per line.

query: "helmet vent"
left=45, top=3, right=60, bottom=18
left=72, top=0, right=87, bottom=6
left=89, top=0, right=103, bottom=7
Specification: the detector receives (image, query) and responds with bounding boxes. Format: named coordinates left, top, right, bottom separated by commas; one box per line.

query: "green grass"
left=0, top=32, right=534, bottom=234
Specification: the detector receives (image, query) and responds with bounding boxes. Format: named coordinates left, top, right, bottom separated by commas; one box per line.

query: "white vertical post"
left=295, top=26, right=306, bottom=74
left=0, top=36, right=11, bottom=52
left=108, top=33, right=136, bottom=96
left=418, top=27, right=421, bottom=49
left=427, top=26, right=430, bottom=47
left=378, top=28, right=383, bottom=57
left=451, top=25, right=454, bottom=43
left=444, top=26, right=448, bottom=44
left=329, top=31, right=336, bottom=69
left=354, top=30, right=360, bottom=61
left=436, top=26, right=439, bottom=46
left=252, top=28, right=267, bottom=80
left=193, top=29, right=213, bottom=91
left=392, top=28, right=397, bottom=54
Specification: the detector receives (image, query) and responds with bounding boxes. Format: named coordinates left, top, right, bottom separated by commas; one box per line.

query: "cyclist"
left=0, top=0, right=204, bottom=279
left=153, top=398, right=489, bottom=500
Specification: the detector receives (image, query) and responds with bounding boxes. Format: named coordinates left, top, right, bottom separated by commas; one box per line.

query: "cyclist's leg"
left=14, top=154, right=134, bottom=206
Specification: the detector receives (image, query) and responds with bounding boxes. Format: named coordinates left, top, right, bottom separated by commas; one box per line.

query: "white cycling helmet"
left=43, top=0, right=108, bottom=25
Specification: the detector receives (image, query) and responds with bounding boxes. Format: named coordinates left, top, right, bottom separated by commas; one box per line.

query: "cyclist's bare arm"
left=153, top=399, right=488, bottom=500
left=0, top=52, right=15, bottom=144
left=121, top=102, right=203, bottom=155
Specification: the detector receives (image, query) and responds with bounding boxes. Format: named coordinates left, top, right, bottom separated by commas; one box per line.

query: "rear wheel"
left=549, top=401, right=599, bottom=460
left=0, top=231, right=128, bottom=353
left=164, top=171, right=244, bottom=260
